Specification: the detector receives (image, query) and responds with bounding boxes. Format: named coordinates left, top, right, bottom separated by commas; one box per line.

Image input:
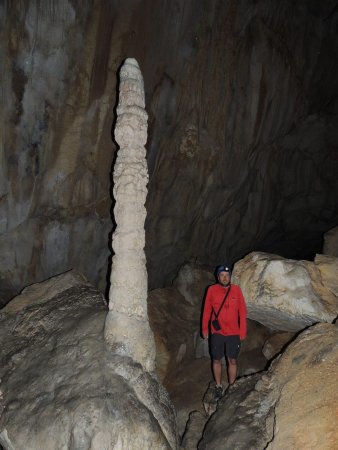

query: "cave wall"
left=1, top=0, right=338, bottom=303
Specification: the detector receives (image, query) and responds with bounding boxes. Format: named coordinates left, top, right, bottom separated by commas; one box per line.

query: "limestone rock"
left=240, top=319, right=274, bottom=353
left=199, top=322, right=338, bottom=449
left=315, top=253, right=338, bottom=297
left=2, top=1, right=338, bottom=303
left=194, top=331, right=209, bottom=359
left=0, top=274, right=178, bottom=450
left=148, top=287, right=199, bottom=382
left=262, top=331, right=295, bottom=360
left=233, top=252, right=338, bottom=331
left=163, top=358, right=211, bottom=438
left=180, top=411, right=208, bottom=450
left=148, top=287, right=209, bottom=436
left=172, top=262, right=214, bottom=307
left=1, top=269, right=90, bottom=314
left=238, top=347, right=268, bottom=376
left=323, top=226, right=338, bottom=257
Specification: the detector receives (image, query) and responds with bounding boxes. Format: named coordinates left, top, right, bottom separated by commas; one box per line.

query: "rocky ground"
left=1, top=250, right=337, bottom=449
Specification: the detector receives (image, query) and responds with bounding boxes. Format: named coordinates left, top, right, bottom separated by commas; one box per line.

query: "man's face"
left=218, top=271, right=231, bottom=286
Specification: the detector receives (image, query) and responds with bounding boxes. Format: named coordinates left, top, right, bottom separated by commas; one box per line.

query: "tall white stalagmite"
left=104, top=58, right=155, bottom=372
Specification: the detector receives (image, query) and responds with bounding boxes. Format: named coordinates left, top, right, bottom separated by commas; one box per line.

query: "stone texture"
left=323, top=226, right=338, bottom=257
left=1, top=269, right=90, bottom=314
left=1, top=1, right=338, bottom=302
left=148, top=286, right=207, bottom=436
left=0, top=274, right=178, bottom=450
left=238, top=347, right=268, bottom=376
left=199, top=322, right=338, bottom=450
left=148, top=287, right=199, bottom=382
left=180, top=411, right=207, bottom=450
left=172, top=262, right=214, bottom=307
left=315, top=253, right=338, bottom=297
left=104, top=58, right=156, bottom=372
left=262, top=331, right=295, bottom=360
left=144, top=0, right=338, bottom=288
left=0, top=1, right=113, bottom=304
left=233, top=252, right=338, bottom=331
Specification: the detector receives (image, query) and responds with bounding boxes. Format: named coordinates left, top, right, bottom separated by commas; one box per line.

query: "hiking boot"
left=214, top=385, right=224, bottom=401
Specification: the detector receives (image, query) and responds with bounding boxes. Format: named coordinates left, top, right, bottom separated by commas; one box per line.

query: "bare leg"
left=212, top=359, right=222, bottom=385
left=227, top=357, right=237, bottom=385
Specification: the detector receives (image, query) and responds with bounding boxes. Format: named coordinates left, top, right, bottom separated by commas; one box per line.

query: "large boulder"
left=1, top=269, right=90, bottom=314
left=199, top=322, right=338, bottom=449
left=0, top=273, right=178, bottom=450
left=233, top=252, right=338, bottom=331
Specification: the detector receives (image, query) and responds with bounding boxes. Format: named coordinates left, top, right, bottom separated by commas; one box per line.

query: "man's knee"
left=213, top=358, right=222, bottom=366
left=228, top=357, right=237, bottom=365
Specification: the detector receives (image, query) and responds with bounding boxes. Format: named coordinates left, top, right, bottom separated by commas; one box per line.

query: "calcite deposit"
left=104, top=58, right=156, bottom=372
left=233, top=252, right=338, bottom=331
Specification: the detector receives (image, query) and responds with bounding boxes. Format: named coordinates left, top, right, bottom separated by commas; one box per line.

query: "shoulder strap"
left=213, top=285, right=231, bottom=318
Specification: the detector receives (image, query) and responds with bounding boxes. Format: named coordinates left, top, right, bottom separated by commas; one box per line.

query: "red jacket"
left=202, top=283, right=247, bottom=339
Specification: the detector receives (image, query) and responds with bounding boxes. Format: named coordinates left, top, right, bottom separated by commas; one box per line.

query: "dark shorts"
left=210, top=334, right=241, bottom=360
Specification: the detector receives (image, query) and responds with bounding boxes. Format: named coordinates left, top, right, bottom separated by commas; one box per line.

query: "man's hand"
left=202, top=333, right=209, bottom=340
left=240, top=336, right=246, bottom=341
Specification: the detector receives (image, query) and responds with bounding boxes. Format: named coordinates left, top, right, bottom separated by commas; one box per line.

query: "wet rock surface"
left=0, top=274, right=178, bottom=450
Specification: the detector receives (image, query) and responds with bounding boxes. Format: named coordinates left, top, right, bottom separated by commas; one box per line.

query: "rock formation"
left=323, top=226, right=338, bottom=257
left=233, top=252, right=338, bottom=331
left=0, top=273, right=177, bottom=449
left=172, top=262, right=215, bottom=307
left=198, top=322, right=338, bottom=449
left=1, top=1, right=338, bottom=302
left=148, top=286, right=208, bottom=436
left=315, top=253, right=338, bottom=297
left=104, top=58, right=156, bottom=373
left=262, top=331, right=296, bottom=360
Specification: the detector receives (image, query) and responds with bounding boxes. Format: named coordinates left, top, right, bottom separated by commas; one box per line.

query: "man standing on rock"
left=202, top=263, right=247, bottom=401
